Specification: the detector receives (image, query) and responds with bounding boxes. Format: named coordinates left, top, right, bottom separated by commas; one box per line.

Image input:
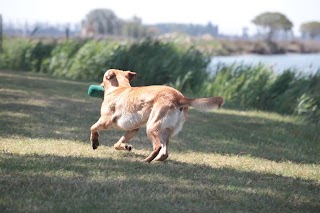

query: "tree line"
left=81, top=9, right=320, bottom=40
left=81, top=9, right=219, bottom=38
left=2, top=9, right=320, bottom=40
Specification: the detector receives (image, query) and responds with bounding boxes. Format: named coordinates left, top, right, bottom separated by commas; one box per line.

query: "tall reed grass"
left=0, top=37, right=319, bottom=124
left=0, top=38, right=209, bottom=92
left=106, top=40, right=209, bottom=92
left=204, top=63, right=320, bottom=125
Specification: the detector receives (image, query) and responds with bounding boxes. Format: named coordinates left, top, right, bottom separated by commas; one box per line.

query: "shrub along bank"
left=0, top=38, right=209, bottom=92
left=203, top=64, right=320, bottom=125
left=0, top=38, right=319, bottom=125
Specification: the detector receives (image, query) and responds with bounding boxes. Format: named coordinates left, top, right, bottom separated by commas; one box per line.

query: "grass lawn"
left=0, top=70, right=319, bottom=212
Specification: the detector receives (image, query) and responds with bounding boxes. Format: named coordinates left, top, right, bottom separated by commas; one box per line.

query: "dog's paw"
left=91, top=132, right=100, bottom=150
left=92, top=140, right=100, bottom=150
left=155, top=154, right=169, bottom=161
left=125, top=144, right=132, bottom=151
left=143, top=158, right=152, bottom=163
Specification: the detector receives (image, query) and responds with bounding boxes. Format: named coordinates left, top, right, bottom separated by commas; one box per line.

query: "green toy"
left=88, top=85, right=104, bottom=98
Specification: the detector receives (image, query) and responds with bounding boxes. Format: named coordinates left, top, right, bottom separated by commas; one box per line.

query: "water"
left=209, top=53, right=320, bottom=75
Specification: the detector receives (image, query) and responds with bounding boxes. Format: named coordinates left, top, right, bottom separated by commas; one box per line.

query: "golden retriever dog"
left=90, top=69, right=224, bottom=162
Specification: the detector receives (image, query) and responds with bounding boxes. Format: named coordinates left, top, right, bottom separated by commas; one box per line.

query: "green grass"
left=0, top=70, right=319, bottom=212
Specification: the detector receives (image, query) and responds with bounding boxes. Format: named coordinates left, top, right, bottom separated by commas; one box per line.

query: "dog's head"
left=102, top=69, right=136, bottom=89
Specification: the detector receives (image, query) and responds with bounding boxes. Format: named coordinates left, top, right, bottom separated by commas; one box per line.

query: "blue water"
left=209, top=53, right=320, bottom=75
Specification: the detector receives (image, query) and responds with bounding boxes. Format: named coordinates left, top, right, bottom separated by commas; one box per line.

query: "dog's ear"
left=106, top=70, right=116, bottom=80
left=126, top=71, right=136, bottom=81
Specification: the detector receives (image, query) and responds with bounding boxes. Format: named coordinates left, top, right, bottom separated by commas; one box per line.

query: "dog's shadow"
left=2, top=152, right=319, bottom=212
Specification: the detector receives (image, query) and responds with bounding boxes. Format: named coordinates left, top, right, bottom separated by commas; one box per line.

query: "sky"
left=1, top=0, right=320, bottom=35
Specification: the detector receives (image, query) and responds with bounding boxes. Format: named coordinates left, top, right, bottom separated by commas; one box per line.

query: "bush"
left=296, top=70, right=320, bottom=125
left=48, top=40, right=86, bottom=76
left=107, top=40, right=209, bottom=92
left=67, top=40, right=119, bottom=81
left=264, top=70, right=296, bottom=111
left=204, top=63, right=273, bottom=109
left=0, top=38, right=35, bottom=70
left=28, top=41, right=56, bottom=72
left=297, top=94, right=320, bottom=126
left=205, top=64, right=320, bottom=120
left=0, top=38, right=209, bottom=93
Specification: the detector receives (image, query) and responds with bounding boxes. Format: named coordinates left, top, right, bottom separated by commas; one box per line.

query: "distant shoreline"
left=3, top=34, right=320, bottom=57
left=194, top=39, right=320, bottom=56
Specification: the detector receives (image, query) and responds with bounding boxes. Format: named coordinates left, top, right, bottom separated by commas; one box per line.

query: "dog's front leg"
left=114, top=128, right=139, bottom=151
left=90, top=117, right=111, bottom=150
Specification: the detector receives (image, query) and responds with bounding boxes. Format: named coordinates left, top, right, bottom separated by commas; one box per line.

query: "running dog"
left=90, top=69, right=224, bottom=162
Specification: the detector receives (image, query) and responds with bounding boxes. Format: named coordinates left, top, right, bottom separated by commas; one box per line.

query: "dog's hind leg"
left=90, top=118, right=111, bottom=150
left=114, top=128, right=139, bottom=151
left=154, top=128, right=172, bottom=161
left=144, top=126, right=162, bottom=163
left=144, top=105, right=175, bottom=163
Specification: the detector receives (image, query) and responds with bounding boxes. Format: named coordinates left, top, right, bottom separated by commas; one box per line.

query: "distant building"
left=81, top=24, right=96, bottom=37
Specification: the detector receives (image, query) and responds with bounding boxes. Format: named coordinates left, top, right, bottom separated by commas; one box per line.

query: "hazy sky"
left=1, top=0, right=319, bottom=35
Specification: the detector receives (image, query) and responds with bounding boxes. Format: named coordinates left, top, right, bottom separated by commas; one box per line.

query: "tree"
left=82, top=9, right=121, bottom=36
left=300, top=21, right=320, bottom=39
left=252, top=12, right=293, bottom=41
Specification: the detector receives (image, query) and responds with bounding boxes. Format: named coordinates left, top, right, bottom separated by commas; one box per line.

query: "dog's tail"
left=179, top=96, right=224, bottom=111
